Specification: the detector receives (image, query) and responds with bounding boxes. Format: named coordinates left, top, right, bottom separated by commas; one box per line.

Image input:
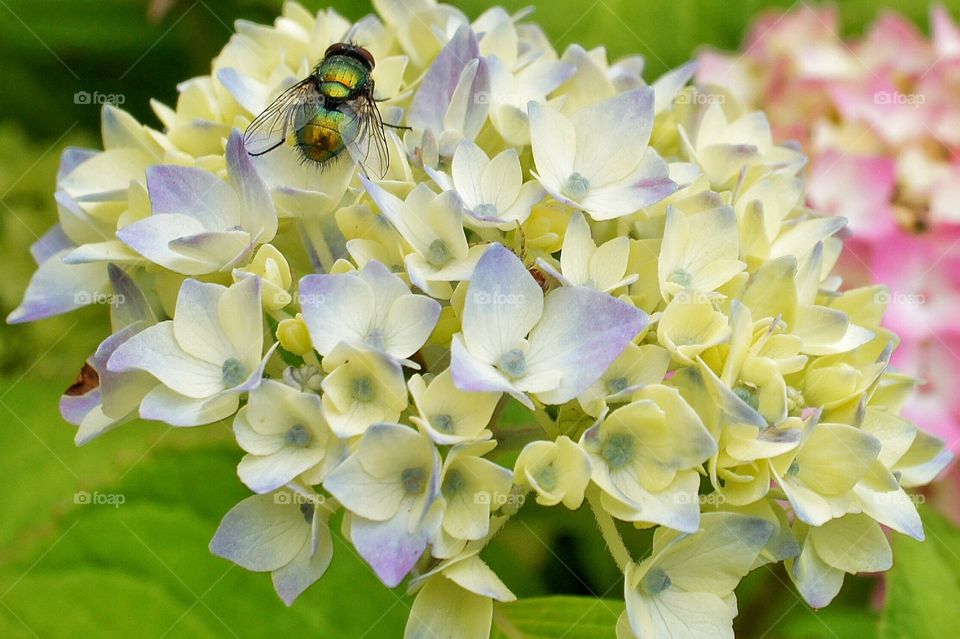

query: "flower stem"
left=532, top=402, right=560, bottom=439
left=302, top=350, right=321, bottom=369
left=586, top=485, right=632, bottom=572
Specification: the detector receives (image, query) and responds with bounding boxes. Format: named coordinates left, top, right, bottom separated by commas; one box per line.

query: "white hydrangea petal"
left=789, top=541, right=845, bottom=609
left=656, top=512, right=776, bottom=593
left=811, top=515, right=892, bottom=575
left=68, top=400, right=119, bottom=448
left=405, top=576, right=494, bottom=639
left=497, top=180, right=545, bottom=225
left=116, top=215, right=211, bottom=274
left=590, top=237, right=633, bottom=291
left=629, top=589, right=735, bottom=639
left=418, top=190, right=469, bottom=258
left=216, top=67, right=268, bottom=115
left=60, top=148, right=150, bottom=202
left=217, top=275, right=264, bottom=367
left=480, top=148, right=523, bottom=212
left=361, top=179, right=426, bottom=252
left=6, top=250, right=110, bottom=324
left=854, top=483, right=923, bottom=540
left=253, top=145, right=355, bottom=205
left=409, top=25, right=479, bottom=131
left=210, top=492, right=310, bottom=572
left=238, top=447, right=325, bottom=494
left=85, top=321, right=157, bottom=421
left=600, top=471, right=702, bottom=533
left=443, top=555, right=515, bottom=601
left=652, top=62, right=697, bottom=114
left=62, top=240, right=141, bottom=265
left=775, top=475, right=835, bottom=527
left=526, top=286, right=647, bottom=404
left=349, top=507, right=430, bottom=588
left=109, top=322, right=223, bottom=398
left=299, top=273, right=374, bottom=356
left=139, top=385, right=240, bottom=426
left=451, top=140, right=488, bottom=208
left=383, top=294, right=441, bottom=359
left=233, top=408, right=284, bottom=455
left=225, top=130, right=277, bottom=241
left=167, top=229, right=254, bottom=272
left=271, top=517, right=334, bottom=606
left=172, top=279, right=235, bottom=364
left=416, top=368, right=499, bottom=443
left=29, top=224, right=71, bottom=264
left=461, top=243, right=544, bottom=363
left=358, top=260, right=413, bottom=327
left=451, top=334, right=532, bottom=408
left=323, top=454, right=405, bottom=521
left=529, top=101, right=576, bottom=191
left=559, top=212, right=594, bottom=286
left=146, top=164, right=239, bottom=228
left=579, top=150, right=677, bottom=220
left=443, top=58, right=490, bottom=150
left=571, top=87, right=655, bottom=185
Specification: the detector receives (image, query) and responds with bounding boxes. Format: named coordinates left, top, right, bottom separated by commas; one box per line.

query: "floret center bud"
left=640, top=568, right=672, bottom=594
left=601, top=433, right=634, bottom=470
left=352, top=377, right=375, bottom=402
left=285, top=424, right=313, bottom=447
left=427, top=239, right=451, bottom=267
left=498, top=348, right=527, bottom=378
left=401, top=467, right=427, bottom=495
left=221, top=357, right=248, bottom=387
left=561, top=172, right=590, bottom=199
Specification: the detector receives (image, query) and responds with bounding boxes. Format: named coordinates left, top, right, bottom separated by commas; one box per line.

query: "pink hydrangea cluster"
left=698, top=4, right=960, bottom=454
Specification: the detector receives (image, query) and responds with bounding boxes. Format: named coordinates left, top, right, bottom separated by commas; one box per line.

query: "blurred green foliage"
left=0, top=380, right=410, bottom=638
left=1, top=1, right=959, bottom=637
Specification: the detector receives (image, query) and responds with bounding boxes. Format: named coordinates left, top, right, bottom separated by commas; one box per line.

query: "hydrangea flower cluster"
left=10, top=2, right=953, bottom=637
left=697, top=4, right=960, bottom=455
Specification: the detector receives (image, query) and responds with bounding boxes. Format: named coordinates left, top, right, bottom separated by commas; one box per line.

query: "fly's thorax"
left=296, top=109, right=348, bottom=164
left=316, top=55, right=371, bottom=101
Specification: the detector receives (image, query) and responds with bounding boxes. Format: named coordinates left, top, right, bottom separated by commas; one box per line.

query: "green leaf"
left=776, top=606, right=879, bottom=639
left=880, top=507, right=960, bottom=639
left=492, top=596, right=624, bottom=639
left=0, top=378, right=409, bottom=638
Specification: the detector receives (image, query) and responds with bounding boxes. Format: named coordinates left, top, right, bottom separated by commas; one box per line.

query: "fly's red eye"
left=324, top=42, right=376, bottom=71
left=325, top=42, right=350, bottom=57
left=353, top=46, right=376, bottom=70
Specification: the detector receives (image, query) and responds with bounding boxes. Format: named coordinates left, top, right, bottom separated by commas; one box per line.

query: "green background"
left=1, top=1, right=958, bottom=637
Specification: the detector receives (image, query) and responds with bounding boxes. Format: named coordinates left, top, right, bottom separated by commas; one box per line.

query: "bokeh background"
left=1, top=1, right=958, bottom=637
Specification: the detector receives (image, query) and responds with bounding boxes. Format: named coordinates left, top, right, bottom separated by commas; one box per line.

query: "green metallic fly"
left=243, top=42, right=395, bottom=177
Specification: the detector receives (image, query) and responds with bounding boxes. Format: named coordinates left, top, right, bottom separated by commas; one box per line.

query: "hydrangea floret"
left=697, top=4, right=960, bottom=455
left=10, top=2, right=952, bottom=637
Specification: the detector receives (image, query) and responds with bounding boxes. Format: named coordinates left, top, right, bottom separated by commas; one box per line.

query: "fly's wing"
left=244, top=77, right=324, bottom=156
left=340, top=92, right=391, bottom=179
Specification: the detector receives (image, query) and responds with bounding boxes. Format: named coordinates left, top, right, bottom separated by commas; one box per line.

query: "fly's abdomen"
left=317, top=57, right=367, bottom=101
left=295, top=110, right=347, bottom=164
